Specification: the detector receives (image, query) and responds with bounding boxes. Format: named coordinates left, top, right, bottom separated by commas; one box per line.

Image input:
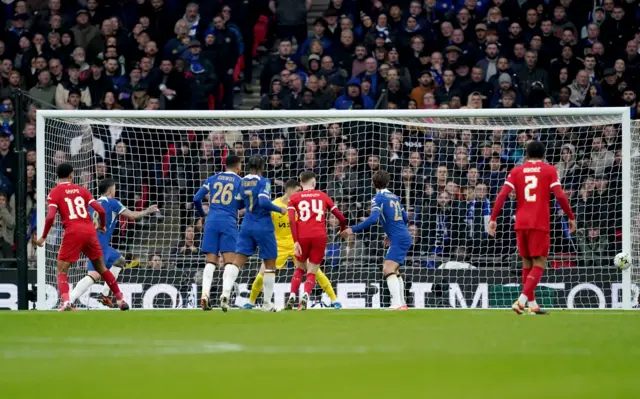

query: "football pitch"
left=1, top=310, right=638, bottom=398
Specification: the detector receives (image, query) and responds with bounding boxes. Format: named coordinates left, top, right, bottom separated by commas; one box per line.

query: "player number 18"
left=64, top=197, right=88, bottom=219
left=299, top=199, right=324, bottom=222
left=524, top=175, right=537, bottom=202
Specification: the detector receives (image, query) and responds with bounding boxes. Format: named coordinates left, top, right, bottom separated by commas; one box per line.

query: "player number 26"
left=524, top=175, right=537, bottom=202
left=211, top=182, right=234, bottom=205
left=64, top=197, right=88, bottom=219
left=299, top=199, right=324, bottom=222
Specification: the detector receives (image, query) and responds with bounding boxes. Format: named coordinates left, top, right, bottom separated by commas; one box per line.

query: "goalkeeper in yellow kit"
left=244, top=179, right=342, bottom=309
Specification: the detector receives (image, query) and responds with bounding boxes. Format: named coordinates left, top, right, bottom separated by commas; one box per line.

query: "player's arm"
left=258, top=179, right=285, bottom=214
left=488, top=178, right=515, bottom=236
left=120, top=202, right=159, bottom=220
left=38, top=199, right=58, bottom=245
left=551, top=181, right=576, bottom=232
left=193, top=183, right=209, bottom=217
left=326, top=195, right=347, bottom=231
left=287, top=206, right=299, bottom=243
left=88, top=199, right=107, bottom=231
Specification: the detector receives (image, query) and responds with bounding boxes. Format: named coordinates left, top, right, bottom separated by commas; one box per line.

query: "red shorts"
left=296, top=236, right=328, bottom=265
left=58, top=228, right=103, bottom=263
left=516, top=229, right=550, bottom=258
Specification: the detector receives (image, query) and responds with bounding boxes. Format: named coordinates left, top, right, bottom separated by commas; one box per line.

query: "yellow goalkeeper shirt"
left=271, top=197, right=294, bottom=250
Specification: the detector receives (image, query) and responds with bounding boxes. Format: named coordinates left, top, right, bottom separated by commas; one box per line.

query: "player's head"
left=248, top=155, right=265, bottom=174
left=299, top=171, right=317, bottom=189
left=525, top=140, right=546, bottom=160
left=225, top=154, right=242, bottom=173
left=284, top=179, right=301, bottom=196
left=56, top=163, right=74, bottom=180
left=372, top=170, right=390, bottom=190
left=98, top=178, right=116, bottom=198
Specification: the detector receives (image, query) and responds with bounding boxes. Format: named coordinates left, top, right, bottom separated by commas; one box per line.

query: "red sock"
left=57, top=273, right=69, bottom=303
left=290, top=268, right=304, bottom=295
left=522, top=266, right=544, bottom=300
left=303, top=273, right=316, bottom=295
left=522, top=268, right=534, bottom=301
left=101, top=270, right=123, bottom=301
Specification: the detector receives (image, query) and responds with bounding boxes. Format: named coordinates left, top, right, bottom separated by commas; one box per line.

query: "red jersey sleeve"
left=323, top=192, right=336, bottom=212
left=504, top=168, right=518, bottom=191
left=46, top=187, right=59, bottom=209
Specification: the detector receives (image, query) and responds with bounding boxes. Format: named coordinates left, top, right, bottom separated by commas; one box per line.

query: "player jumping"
left=340, top=170, right=411, bottom=310
left=489, top=140, right=576, bottom=315
left=245, top=178, right=343, bottom=310
left=220, top=155, right=286, bottom=312
left=193, top=155, right=243, bottom=311
left=37, top=163, right=129, bottom=311
left=67, top=178, right=158, bottom=308
left=287, top=172, right=347, bottom=310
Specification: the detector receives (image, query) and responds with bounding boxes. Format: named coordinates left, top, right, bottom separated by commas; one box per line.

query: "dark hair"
left=248, top=155, right=265, bottom=171
left=299, top=171, right=317, bottom=183
left=98, top=178, right=116, bottom=195
left=225, top=154, right=241, bottom=169
left=525, top=140, right=546, bottom=159
left=284, top=179, right=300, bottom=190
left=57, top=163, right=74, bottom=178
left=372, top=170, right=390, bottom=189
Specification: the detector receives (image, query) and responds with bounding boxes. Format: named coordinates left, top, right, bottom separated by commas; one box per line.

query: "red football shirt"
left=46, top=182, right=97, bottom=230
left=288, top=190, right=337, bottom=239
left=504, top=160, right=560, bottom=232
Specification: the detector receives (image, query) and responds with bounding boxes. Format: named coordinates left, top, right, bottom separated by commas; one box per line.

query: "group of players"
left=39, top=139, right=575, bottom=315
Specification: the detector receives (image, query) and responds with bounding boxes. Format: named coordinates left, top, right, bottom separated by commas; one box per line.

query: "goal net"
left=36, top=109, right=635, bottom=310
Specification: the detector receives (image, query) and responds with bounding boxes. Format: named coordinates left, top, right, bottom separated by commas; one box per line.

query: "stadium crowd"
left=0, top=0, right=634, bottom=269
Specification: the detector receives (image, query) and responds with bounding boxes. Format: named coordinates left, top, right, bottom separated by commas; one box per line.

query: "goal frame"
left=35, top=108, right=633, bottom=310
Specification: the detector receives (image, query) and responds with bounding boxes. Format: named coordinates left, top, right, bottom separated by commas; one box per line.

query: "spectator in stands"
left=590, top=136, right=615, bottom=177
left=334, top=79, right=374, bottom=109
left=576, top=221, right=610, bottom=268
left=148, top=254, right=163, bottom=269
left=28, top=70, right=55, bottom=108
left=0, top=191, right=14, bottom=268
left=271, top=0, right=311, bottom=47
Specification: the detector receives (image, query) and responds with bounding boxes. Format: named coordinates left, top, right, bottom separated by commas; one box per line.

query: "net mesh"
left=39, top=112, right=633, bottom=309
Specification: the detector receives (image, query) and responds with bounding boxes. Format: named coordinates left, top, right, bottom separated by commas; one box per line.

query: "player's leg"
left=57, top=260, right=74, bottom=311
left=258, top=233, right=279, bottom=312
left=383, top=240, right=410, bottom=310
left=220, top=228, right=250, bottom=312
left=512, top=231, right=530, bottom=314
left=525, top=255, right=548, bottom=315
left=246, top=262, right=266, bottom=308
left=201, top=224, right=224, bottom=310
left=286, top=259, right=306, bottom=310
left=68, top=265, right=101, bottom=306
left=316, top=268, right=341, bottom=309
left=298, top=237, right=327, bottom=310
left=89, top=256, right=129, bottom=310
left=98, top=257, right=126, bottom=307
left=383, top=260, right=403, bottom=309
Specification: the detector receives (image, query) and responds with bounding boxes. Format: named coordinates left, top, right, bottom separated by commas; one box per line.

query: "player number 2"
left=524, top=175, right=537, bottom=202
left=64, top=197, right=88, bottom=219
left=299, top=200, right=324, bottom=222
left=211, top=182, right=234, bottom=205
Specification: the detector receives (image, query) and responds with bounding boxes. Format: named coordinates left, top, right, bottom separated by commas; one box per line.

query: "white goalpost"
left=35, top=108, right=636, bottom=310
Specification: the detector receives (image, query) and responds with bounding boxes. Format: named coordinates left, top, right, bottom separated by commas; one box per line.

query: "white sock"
left=528, top=300, right=538, bottom=309
left=201, top=263, right=216, bottom=298
left=397, top=276, right=406, bottom=306
left=70, top=276, right=96, bottom=303
left=101, top=266, right=122, bottom=296
left=518, top=294, right=528, bottom=307
left=263, top=271, right=275, bottom=305
left=222, top=264, right=240, bottom=297
left=386, top=275, right=401, bottom=308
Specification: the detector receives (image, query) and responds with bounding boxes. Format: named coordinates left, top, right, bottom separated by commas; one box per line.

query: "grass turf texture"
left=1, top=310, right=638, bottom=398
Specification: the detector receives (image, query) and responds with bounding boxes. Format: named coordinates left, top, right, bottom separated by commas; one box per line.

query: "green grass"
left=1, top=310, right=638, bottom=398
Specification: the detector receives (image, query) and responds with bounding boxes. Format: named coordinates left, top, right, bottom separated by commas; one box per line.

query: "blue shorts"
left=201, top=222, right=238, bottom=255
left=385, top=237, right=412, bottom=266
left=87, top=246, right=121, bottom=271
left=235, top=226, right=277, bottom=260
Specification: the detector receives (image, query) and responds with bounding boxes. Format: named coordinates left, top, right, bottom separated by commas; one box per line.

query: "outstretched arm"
left=288, top=207, right=299, bottom=243
left=259, top=194, right=284, bottom=214
left=352, top=208, right=381, bottom=233
left=121, top=204, right=159, bottom=221
left=193, top=186, right=209, bottom=217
